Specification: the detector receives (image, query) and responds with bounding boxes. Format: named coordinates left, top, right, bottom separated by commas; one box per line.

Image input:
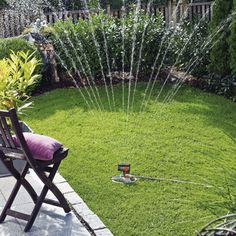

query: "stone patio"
left=0, top=170, right=113, bottom=236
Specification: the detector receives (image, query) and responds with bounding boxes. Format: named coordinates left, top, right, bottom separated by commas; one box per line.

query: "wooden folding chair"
left=0, top=108, right=71, bottom=232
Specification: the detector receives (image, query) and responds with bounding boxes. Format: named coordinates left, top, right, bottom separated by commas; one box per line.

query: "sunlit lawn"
left=23, top=82, right=236, bottom=236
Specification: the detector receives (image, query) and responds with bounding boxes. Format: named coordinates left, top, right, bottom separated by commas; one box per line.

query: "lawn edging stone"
left=55, top=172, right=114, bottom=236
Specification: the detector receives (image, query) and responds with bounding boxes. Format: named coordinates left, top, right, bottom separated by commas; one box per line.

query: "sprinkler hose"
left=135, top=175, right=213, bottom=188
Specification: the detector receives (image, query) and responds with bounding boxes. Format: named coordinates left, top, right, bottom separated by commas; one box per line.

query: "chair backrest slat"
left=1, top=117, right=16, bottom=148
left=0, top=119, right=10, bottom=147
left=0, top=110, right=10, bottom=117
left=0, top=109, right=37, bottom=167
left=0, top=135, right=4, bottom=146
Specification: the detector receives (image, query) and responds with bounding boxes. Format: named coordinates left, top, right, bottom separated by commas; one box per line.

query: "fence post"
left=9, top=11, right=15, bottom=37
left=210, top=2, right=214, bottom=20
left=167, top=0, right=177, bottom=26
left=107, top=4, right=111, bottom=15
left=167, top=0, right=172, bottom=25
left=3, top=11, right=10, bottom=37
left=0, top=11, right=4, bottom=38
left=172, top=0, right=177, bottom=25
left=181, top=0, right=188, bottom=18
left=121, top=6, right=126, bottom=17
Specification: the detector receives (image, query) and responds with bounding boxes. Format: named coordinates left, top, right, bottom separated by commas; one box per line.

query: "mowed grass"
left=23, top=82, right=236, bottom=235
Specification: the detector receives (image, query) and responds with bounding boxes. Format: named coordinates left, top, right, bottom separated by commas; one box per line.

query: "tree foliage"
left=229, top=0, right=236, bottom=76
left=208, top=0, right=233, bottom=77
left=0, top=0, right=8, bottom=9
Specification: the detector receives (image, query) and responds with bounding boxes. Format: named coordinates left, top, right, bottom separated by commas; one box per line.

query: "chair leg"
left=0, top=180, right=21, bottom=223
left=1, top=158, right=38, bottom=203
left=21, top=179, right=38, bottom=203
left=0, top=160, right=29, bottom=223
left=36, top=162, right=71, bottom=213
left=24, top=182, right=50, bottom=232
left=24, top=161, right=71, bottom=232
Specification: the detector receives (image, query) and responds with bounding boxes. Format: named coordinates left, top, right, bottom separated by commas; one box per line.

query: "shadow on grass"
left=171, top=86, right=236, bottom=143
left=24, top=82, right=172, bottom=120
left=25, top=82, right=236, bottom=142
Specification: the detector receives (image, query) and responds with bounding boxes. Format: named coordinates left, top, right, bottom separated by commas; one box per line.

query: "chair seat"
left=35, top=147, right=69, bottom=166
left=2, top=147, right=68, bottom=166
left=2, top=148, right=25, bottom=160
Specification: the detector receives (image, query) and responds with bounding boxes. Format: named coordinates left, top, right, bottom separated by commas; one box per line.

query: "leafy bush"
left=175, top=19, right=210, bottom=77
left=46, top=10, right=168, bottom=80
left=206, top=75, right=236, bottom=99
left=0, top=37, right=40, bottom=60
left=208, top=0, right=233, bottom=77
left=0, top=37, right=43, bottom=87
left=47, top=8, right=213, bottom=85
left=229, top=0, right=236, bottom=77
left=45, top=11, right=186, bottom=79
left=0, top=51, right=41, bottom=111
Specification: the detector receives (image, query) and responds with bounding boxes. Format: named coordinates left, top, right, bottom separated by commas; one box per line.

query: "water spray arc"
left=97, top=1, right=117, bottom=112
left=163, top=11, right=236, bottom=105
left=40, top=1, right=103, bottom=113
left=81, top=0, right=113, bottom=112
left=126, top=0, right=141, bottom=116
left=130, top=0, right=154, bottom=112
left=138, top=0, right=183, bottom=113
left=154, top=2, right=216, bottom=104
left=124, top=1, right=196, bottom=163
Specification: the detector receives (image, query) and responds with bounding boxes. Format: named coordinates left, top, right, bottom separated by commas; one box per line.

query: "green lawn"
left=23, top=82, right=236, bottom=236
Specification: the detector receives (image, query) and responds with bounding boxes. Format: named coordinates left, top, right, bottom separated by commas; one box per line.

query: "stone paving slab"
left=0, top=171, right=114, bottom=236
left=0, top=191, right=6, bottom=208
left=82, top=213, right=106, bottom=231
left=64, top=192, right=84, bottom=205
left=94, top=228, right=114, bottom=236
left=12, top=204, right=91, bottom=236
left=0, top=174, right=91, bottom=236
left=56, top=182, right=75, bottom=194
left=0, top=176, right=33, bottom=206
left=73, top=202, right=94, bottom=217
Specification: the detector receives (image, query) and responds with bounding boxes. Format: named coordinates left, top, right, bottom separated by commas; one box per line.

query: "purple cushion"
left=13, top=133, right=62, bottom=161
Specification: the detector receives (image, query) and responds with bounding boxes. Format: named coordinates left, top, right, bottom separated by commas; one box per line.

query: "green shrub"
left=175, top=19, right=210, bottom=77
left=0, top=37, right=40, bottom=60
left=208, top=0, right=233, bottom=77
left=46, top=10, right=168, bottom=79
left=0, top=37, right=43, bottom=85
left=0, top=51, right=41, bottom=111
left=0, top=0, right=7, bottom=9
left=47, top=9, right=212, bottom=83
left=229, top=0, right=236, bottom=76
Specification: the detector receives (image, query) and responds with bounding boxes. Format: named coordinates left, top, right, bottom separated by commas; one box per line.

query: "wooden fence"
left=187, top=2, right=213, bottom=21
left=0, top=1, right=213, bottom=38
left=44, top=10, right=89, bottom=24
left=0, top=10, right=44, bottom=38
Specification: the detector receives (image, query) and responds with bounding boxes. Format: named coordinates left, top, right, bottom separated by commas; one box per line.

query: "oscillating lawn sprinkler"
left=111, top=165, right=213, bottom=186
left=111, top=164, right=137, bottom=184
